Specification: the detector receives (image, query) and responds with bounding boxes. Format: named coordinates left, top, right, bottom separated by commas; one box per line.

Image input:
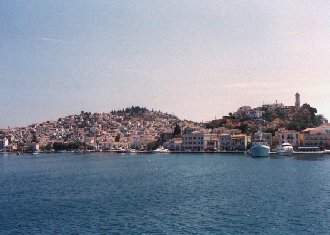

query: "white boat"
left=276, top=143, right=294, bottom=156
left=324, top=149, right=330, bottom=154
left=153, top=146, right=170, bottom=153
left=32, top=152, right=40, bottom=156
left=115, top=148, right=127, bottom=153
left=250, top=129, right=270, bottom=157
left=127, top=149, right=137, bottom=154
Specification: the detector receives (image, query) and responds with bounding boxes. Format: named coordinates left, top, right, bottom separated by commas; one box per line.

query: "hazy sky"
left=1, top=0, right=330, bottom=128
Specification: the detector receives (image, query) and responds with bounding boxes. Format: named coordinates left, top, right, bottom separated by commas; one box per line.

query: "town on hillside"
left=0, top=93, right=329, bottom=153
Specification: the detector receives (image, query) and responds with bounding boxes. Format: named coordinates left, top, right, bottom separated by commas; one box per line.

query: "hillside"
left=0, top=106, right=194, bottom=151
left=205, top=103, right=325, bottom=134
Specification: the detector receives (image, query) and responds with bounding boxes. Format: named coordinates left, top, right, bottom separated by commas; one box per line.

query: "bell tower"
left=295, top=92, right=300, bottom=107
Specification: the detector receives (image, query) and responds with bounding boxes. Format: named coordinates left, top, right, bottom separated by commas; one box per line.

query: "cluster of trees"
left=41, top=141, right=94, bottom=151
left=111, top=106, right=149, bottom=115
left=284, top=104, right=323, bottom=131
left=204, top=103, right=325, bottom=134
left=174, top=124, right=181, bottom=137
left=205, top=119, right=227, bottom=129
left=147, top=138, right=162, bottom=150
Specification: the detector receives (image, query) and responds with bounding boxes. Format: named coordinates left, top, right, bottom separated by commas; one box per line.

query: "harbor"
left=2, top=152, right=330, bottom=234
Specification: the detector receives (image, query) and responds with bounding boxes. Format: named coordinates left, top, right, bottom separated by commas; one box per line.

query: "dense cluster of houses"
left=0, top=110, right=194, bottom=152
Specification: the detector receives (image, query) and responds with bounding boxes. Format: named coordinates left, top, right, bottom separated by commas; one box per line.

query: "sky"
left=1, top=0, right=330, bottom=128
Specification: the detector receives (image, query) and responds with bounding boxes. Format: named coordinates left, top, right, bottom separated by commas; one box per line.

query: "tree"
left=238, top=123, right=249, bottom=134
left=265, top=128, right=276, bottom=136
left=174, top=124, right=181, bottom=136
left=147, top=139, right=161, bottom=150
left=115, top=134, right=121, bottom=142
left=32, top=134, right=38, bottom=143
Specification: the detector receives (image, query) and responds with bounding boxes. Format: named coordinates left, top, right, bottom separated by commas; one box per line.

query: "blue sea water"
left=1, top=153, right=330, bottom=234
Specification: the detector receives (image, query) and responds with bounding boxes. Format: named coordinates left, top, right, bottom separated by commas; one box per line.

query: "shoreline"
left=1, top=150, right=327, bottom=155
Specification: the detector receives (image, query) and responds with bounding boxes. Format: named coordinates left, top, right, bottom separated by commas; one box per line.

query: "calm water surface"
left=1, top=153, right=330, bottom=234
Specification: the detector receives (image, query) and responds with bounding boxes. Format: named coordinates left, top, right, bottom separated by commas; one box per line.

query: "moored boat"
left=153, top=146, right=170, bottom=153
left=324, top=149, right=330, bottom=154
left=250, top=129, right=270, bottom=157
left=127, top=149, right=137, bottom=154
left=115, top=147, right=127, bottom=153
left=251, top=143, right=270, bottom=157
left=276, top=143, right=294, bottom=156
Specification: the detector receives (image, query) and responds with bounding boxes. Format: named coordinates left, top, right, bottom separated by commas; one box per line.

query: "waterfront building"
left=219, top=134, right=231, bottom=151
left=182, top=130, right=209, bottom=151
left=275, top=129, right=301, bottom=149
left=302, top=124, right=330, bottom=149
left=0, top=138, right=9, bottom=151
left=219, top=134, right=247, bottom=151
left=163, top=138, right=182, bottom=151
left=204, top=134, right=220, bottom=151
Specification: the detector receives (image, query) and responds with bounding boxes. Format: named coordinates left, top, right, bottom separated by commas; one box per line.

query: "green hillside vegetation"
left=206, top=103, right=325, bottom=134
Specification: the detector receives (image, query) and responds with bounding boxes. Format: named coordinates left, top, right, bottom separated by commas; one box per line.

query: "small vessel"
left=127, top=149, right=137, bottom=154
left=16, top=152, right=21, bottom=156
left=32, top=152, right=40, bottom=156
left=250, top=129, right=270, bottom=157
left=324, top=149, right=330, bottom=154
left=153, top=146, right=170, bottom=153
left=276, top=143, right=294, bottom=156
left=115, top=147, right=127, bottom=153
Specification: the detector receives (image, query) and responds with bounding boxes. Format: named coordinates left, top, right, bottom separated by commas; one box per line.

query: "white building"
left=0, top=138, right=9, bottom=151
left=163, top=138, right=182, bottom=151
left=247, top=108, right=265, bottom=119
left=182, top=130, right=213, bottom=151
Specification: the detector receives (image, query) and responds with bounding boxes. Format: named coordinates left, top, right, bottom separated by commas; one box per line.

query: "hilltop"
left=205, top=102, right=326, bottom=135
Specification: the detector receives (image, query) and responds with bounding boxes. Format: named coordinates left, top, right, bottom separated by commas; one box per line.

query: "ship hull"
left=251, top=144, right=270, bottom=157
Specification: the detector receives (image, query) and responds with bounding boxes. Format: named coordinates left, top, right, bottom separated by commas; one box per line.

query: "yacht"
left=115, top=147, right=127, bottom=153
left=127, top=149, right=137, bottom=154
left=276, top=143, right=294, bottom=156
left=250, top=129, right=270, bottom=157
left=153, top=146, right=170, bottom=153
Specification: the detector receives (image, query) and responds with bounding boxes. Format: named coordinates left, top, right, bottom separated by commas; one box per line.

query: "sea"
left=1, top=152, right=330, bottom=234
